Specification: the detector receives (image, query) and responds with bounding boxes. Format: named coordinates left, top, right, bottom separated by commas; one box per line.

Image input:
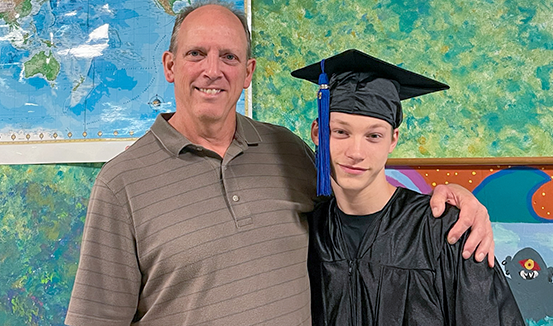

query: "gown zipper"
left=348, top=259, right=358, bottom=325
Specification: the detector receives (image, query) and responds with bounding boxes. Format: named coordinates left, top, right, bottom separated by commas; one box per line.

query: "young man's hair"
left=168, top=0, right=252, bottom=59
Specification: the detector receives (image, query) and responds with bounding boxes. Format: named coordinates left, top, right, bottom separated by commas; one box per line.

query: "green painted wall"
left=0, top=164, right=100, bottom=325
left=251, top=0, right=553, bottom=158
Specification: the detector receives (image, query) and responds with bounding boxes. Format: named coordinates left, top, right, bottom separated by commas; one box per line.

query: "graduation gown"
left=307, top=187, right=524, bottom=326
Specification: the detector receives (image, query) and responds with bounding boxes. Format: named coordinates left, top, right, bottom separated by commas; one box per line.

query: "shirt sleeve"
left=436, top=212, right=525, bottom=326
left=65, top=177, right=141, bottom=326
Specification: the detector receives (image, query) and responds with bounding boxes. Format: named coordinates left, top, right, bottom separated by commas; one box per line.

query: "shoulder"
left=388, top=188, right=432, bottom=220
left=392, top=188, right=459, bottom=225
left=385, top=188, right=460, bottom=263
left=241, top=115, right=310, bottom=147
left=308, top=196, right=333, bottom=225
left=239, top=115, right=315, bottom=163
left=95, top=131, right=162, bottom=186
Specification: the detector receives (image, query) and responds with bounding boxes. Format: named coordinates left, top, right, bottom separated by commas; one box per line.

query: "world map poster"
left=0, top=0, right=249, bottom=164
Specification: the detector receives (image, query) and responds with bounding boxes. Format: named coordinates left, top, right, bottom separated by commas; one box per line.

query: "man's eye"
left=224, top=54, right=236, bottom=60
left=186, top=50, right=203, bottom=57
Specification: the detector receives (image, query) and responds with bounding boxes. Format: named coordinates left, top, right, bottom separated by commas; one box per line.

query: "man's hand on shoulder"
left=429, top=183, right=494, bottom=268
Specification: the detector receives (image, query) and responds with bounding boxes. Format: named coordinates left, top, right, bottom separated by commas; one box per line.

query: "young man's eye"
left=332, top=129, right=348, bottom=137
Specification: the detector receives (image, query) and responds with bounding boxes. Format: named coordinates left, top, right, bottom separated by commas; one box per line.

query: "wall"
left=251, top=0, right=553, bottom=158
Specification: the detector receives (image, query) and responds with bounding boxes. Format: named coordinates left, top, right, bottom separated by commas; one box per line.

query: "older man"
left=66, top=2, right=494, bottom=325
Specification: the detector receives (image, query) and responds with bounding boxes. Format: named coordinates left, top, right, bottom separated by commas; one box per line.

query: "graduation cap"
left=291, top=49, right=449, bottom=196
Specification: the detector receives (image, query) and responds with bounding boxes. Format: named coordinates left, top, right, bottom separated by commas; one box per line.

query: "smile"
left=198, top=88, right=222, bottom=95
left=339, top=164, right=367, bottom=175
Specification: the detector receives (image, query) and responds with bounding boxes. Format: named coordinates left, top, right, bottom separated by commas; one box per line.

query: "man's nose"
left=203, top=54, right=222, bottom=79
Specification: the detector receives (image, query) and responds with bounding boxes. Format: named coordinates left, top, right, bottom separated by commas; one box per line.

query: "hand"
left=430, top=183, right=494, bottom=267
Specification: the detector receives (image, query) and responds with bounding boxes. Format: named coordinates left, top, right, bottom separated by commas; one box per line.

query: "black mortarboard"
left=291, top=49, right=449, bottom=196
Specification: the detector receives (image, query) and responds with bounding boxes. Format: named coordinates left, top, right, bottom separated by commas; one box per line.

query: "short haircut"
left=168, top=0, right=252, bottom=60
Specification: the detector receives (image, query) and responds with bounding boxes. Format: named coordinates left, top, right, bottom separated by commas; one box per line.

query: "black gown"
left=307, top=187, right=524, bottom=326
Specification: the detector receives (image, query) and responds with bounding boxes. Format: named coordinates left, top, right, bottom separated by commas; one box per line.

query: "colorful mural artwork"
left=504, top=247, right=553, bottom=324
left=386, top=164, right=553, bottom=325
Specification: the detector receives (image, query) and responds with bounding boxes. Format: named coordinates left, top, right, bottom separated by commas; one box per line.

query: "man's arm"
left=429, top=183, right=494, bottom=267
left=66, top=178, right=141, bottom=326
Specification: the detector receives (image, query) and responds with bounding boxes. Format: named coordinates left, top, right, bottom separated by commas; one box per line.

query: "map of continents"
left=0, top=0, right=245, bottom=143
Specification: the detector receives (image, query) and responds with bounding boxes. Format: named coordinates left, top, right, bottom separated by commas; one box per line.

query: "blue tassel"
left=317, top=59, right=332, bottom=196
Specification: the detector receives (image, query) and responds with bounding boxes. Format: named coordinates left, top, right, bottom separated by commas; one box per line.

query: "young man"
left=293, top=49, right=524, bottom=325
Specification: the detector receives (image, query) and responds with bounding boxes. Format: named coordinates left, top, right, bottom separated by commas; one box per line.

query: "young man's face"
left=311, top=112, right=398, bottom=195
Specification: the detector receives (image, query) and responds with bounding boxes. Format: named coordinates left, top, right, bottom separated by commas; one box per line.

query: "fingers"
left=446, top=191, right=478, bottom=244
left=455, top=204, right=494, bottom=267
left=447, top=217, right=471, bottom=245
left=430, top=183, right=496, bottom=268
left=487, top=241, right=496, bottom=268
left=464, top=221, right=493, bottom=264
left=429, top=184, right=448, bottom=217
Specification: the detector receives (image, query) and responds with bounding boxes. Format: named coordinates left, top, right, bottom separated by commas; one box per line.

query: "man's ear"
left=243, top=58, right=257, bottom=89
left=311, top=120, right=319, bottom=146
left=162, top=51, right=175, bottom=83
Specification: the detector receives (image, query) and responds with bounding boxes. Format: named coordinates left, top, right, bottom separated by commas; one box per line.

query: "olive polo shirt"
left=66, top=113, right=317, bottom=326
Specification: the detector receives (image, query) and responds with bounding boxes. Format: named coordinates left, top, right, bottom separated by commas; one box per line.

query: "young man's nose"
left=344, top=138, right=366, bottom=161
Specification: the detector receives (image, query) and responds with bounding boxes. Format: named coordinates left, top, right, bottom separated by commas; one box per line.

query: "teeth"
left=199, top=88, right=221, bottom=95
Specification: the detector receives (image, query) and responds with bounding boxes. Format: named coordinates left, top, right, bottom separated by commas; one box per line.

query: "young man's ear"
left=389, top=128, right=399, bottom=153
left=311, top=120, right=319, bottom=146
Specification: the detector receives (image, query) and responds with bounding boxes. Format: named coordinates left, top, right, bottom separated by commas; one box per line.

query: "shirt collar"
left=150, top=112, right=262, bottom=156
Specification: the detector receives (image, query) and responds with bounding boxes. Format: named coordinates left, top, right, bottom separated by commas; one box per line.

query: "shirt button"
left=232, top=195, right=240, bottom=202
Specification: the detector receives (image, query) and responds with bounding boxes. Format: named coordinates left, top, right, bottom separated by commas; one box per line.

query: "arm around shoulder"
left=430, top=183, right=495, bottom=267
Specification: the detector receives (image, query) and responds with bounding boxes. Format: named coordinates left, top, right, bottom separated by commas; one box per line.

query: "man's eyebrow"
left=182, top=46, right=206, bottom=54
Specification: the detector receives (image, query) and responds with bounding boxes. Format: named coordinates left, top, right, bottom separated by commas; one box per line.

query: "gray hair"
left=168, top=0, right=252, bottom=60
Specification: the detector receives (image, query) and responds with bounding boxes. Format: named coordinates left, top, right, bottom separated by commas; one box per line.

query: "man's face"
left=162, top=5, right=255, bottom=123
left=311, top=112, right=398, bottom=195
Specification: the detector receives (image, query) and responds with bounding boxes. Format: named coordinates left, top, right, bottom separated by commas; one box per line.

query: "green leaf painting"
left=252, top=0, right=553, bottom=158
left=0, top=164, right=101, bottom=325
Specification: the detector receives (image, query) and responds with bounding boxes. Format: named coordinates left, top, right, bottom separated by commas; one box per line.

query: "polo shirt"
left=66, top=113, right=317, bottom=325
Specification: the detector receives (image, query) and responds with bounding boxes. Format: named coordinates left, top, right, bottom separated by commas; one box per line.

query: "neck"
left=168, top=111, right=236, bottom=158
left=333, top=177, right=396, bottom=215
